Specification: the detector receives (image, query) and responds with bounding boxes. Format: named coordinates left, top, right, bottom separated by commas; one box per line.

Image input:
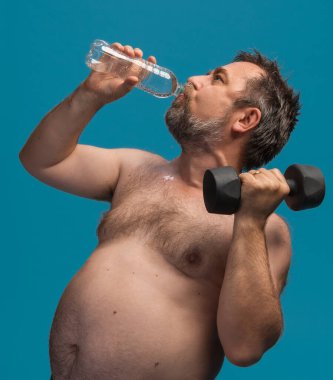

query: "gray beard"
left=165, top=97, right=229, bottom=153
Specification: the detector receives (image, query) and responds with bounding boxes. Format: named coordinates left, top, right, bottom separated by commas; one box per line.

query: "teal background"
left=2, top=0, right=332, bottom=378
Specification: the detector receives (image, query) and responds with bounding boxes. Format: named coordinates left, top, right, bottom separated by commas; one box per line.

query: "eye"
left=213, top=74, right=224, bottom=83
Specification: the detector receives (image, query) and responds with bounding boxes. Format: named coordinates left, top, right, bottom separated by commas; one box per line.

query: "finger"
left=124, top=76, right=139, bottom=86
left=134, top=48, right=143, bottom=58
left=270, top=168, right=287, bottom=183
left=258, top=168, right=290, bottom=195
left=124, top=45, right=135, bottom=57
left=247, top=169, right=279, bottom=191
left=270, top=168, right=290, bottom=194
left=249, top=169, right=261, bottom=175
left=261, top=168, right=286, bottom=184
left=111, top=42, right=124, bottom=51
left=147, top=55, right=157, bottom=64
left=248, top=169, right=264, bottom=180
left=255, top=168, right=276, bottom=180
left=239, top=172, right=256, bottom=184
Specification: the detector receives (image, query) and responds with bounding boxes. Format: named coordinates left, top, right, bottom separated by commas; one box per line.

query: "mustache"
left=183, top=82, right=194, bottom=97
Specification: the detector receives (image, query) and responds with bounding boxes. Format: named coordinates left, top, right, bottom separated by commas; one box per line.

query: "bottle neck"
left=173, top=83, right=184, bottom=97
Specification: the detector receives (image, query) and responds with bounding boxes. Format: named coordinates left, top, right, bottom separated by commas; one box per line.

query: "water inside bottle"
left=86, top=41, right=183, bottom=98
left=137, top=69, right=183, bottom=98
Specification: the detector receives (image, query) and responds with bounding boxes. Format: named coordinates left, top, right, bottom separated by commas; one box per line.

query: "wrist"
left=72, top=84, right=107, bottom=111
left=234, top=213, right=267, bottom=231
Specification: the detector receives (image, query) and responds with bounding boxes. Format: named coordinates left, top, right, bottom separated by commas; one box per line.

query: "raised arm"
left=19, top=42, right=156, bottom=201
left=217, top=168, right=292, bottom=367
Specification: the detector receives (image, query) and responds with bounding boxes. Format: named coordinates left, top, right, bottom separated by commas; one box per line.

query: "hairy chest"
left=97, top=162, right=234, bottom=284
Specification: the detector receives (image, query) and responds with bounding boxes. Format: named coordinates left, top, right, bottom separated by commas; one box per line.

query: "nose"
left=186, top=75, right=208, bottom=90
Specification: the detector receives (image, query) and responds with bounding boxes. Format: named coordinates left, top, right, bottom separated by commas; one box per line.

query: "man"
left=19, top=42, right=300, bottom=380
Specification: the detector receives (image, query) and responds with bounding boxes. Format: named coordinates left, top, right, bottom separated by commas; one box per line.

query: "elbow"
left=19, top=150, right=28, bottom=170
left=223, top=328, right=282, bottom=368
left=225, top=348, right=263, bottom=367
left=19, top=150, right=33, bottom=173
left=19, top=148, right=30, bottom=168
left=223, top=329, right=282, bottom=367
left=19, top=148, right=39, bottom=175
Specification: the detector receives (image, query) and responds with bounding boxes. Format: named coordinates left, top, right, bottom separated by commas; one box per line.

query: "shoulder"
left=265, top=213, right=291, bottom=246
left=115, top=148, right=164, bottom=162
left=114, top=148, right=167, bottom=171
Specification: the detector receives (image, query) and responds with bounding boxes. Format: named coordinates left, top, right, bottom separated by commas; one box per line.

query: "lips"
left=174, top=83, right=194, bottom=104
left=185, top=82, right=194, bottom=90
left=183, top=82, right=194, bottom=97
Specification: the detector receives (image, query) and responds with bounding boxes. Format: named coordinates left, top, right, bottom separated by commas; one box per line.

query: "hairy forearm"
left=19, top=85, right=105, bottom=169
left=217, top=216, right=283, bottom=364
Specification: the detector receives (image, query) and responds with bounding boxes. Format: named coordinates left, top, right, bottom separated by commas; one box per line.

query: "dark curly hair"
left=232, top=50, right=301, bottom=170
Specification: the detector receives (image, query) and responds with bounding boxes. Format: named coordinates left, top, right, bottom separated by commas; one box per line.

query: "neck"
left=170, top=145, right=244, bottom=189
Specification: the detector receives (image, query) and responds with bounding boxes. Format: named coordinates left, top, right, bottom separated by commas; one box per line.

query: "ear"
left=231, top=107, right=261, bottom=134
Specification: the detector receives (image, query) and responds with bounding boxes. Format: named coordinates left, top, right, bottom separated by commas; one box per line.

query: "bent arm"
left=217, top=214, right=291, bottom=367
left=19, top=85, right=104, bottom=169
left=19, top=42, right=157, bottom=201
left=19, top=85, right=122, bottom=201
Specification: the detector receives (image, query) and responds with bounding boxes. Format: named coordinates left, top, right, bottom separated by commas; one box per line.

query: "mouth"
left=173, top=83, right=194, bottom=105
left=183, top=82, right=194, bottom=96
left=185, top=82, right=194, bottom=89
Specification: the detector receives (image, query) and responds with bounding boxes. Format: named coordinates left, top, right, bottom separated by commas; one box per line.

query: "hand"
left=81, top=42, right=157, bottom=105
left=237, top=168, right=290, bottom=224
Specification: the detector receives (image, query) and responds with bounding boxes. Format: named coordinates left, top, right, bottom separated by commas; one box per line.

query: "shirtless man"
left=19, top=42, right=300, bottom=380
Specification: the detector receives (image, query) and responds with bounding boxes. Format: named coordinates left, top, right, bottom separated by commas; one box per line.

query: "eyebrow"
left=206, top=66, right=229, bottom=83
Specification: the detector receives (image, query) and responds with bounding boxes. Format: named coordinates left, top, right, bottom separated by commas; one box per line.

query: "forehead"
left=222, top=61, right=265, bottom=81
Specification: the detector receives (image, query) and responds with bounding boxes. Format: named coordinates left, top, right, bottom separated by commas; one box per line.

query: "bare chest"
left=97, top=162, right=234, bottom=285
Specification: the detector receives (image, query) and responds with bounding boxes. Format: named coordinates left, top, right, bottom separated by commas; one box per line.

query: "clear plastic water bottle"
left=86, top=39, right=184, bottom=98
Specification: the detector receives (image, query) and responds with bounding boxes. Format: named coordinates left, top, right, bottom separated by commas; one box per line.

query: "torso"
left=49, top=153, right=235, bottom=380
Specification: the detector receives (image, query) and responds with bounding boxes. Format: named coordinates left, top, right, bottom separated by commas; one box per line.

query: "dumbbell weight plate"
left=203, top=167, right=241, bottom=215
left=284, top=164, right=326, bottom=211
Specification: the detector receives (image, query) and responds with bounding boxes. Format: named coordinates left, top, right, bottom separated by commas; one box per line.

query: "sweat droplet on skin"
left=162, top=175, right=174, bottom=182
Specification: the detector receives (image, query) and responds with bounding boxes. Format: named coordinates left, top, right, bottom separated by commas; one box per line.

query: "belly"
left=49, top=238, right=224, bottom=380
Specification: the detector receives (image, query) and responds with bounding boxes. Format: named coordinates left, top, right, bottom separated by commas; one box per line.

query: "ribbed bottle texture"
left=86, top=39, right=183, bottom=98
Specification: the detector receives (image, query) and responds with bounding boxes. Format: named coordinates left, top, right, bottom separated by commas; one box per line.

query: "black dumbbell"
left=203, top=164, right=326, bottom=215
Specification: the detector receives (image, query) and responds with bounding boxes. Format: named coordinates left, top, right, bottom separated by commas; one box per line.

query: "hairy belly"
left=50, top=238, right=224, bottom=380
